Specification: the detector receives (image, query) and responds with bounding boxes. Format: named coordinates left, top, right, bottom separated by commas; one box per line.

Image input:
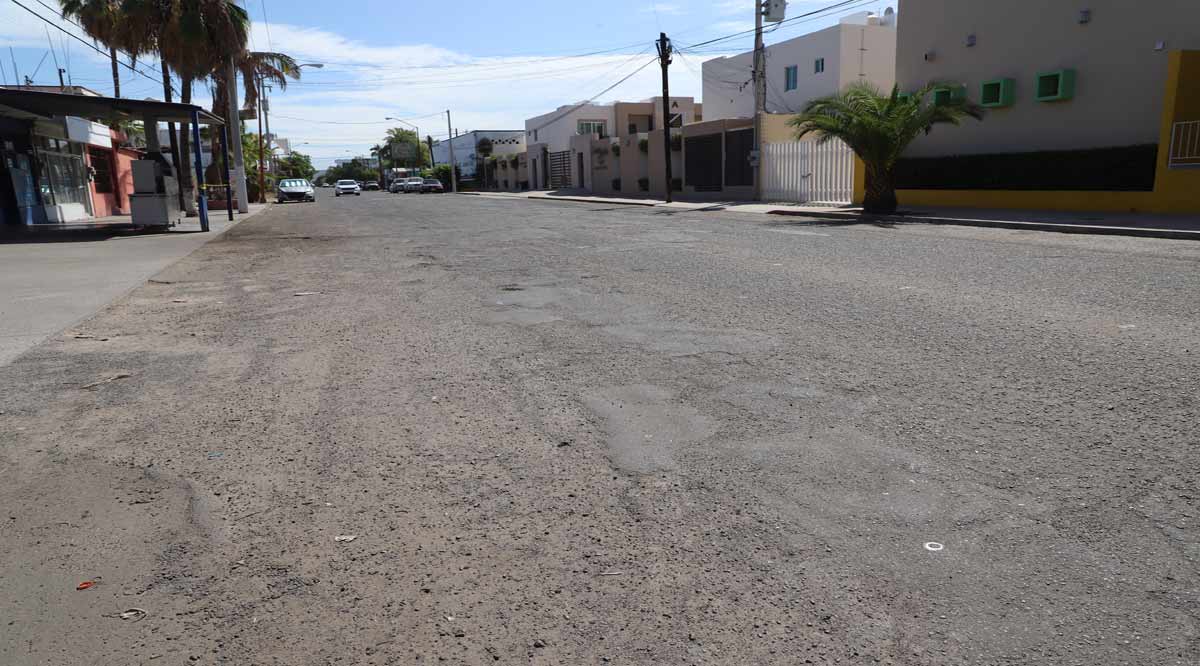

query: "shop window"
left=89, top=147, right=115, bottom=194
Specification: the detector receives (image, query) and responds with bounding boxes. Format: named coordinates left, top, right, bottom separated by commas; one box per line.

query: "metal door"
left=549, top=150, right=571, bottom=189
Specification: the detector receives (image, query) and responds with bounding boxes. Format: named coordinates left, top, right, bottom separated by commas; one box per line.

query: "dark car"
left=421, top=178, right=445, bottom=193
left=276, top=178, right=315, bottom=203
left=363, top=181, right=381, bottom=191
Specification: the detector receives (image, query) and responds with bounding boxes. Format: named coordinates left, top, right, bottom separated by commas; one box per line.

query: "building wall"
left=431, top=131, right=524, bottom=179
left=524, top=104, right=616, bottom=156
left=893, top=50, right=1200, bottom=213
left=702, top=13, right=897, bottom=121
left=896, top=0, right=1200, bottom=156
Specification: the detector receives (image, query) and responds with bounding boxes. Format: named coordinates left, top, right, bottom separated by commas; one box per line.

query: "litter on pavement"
left=924, top=542, right=944, bottom=552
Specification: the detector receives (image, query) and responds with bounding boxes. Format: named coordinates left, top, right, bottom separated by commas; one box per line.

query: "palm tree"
left=60, top=0, right=143, bottom=97
left=789, top=82, right=984, bottom=214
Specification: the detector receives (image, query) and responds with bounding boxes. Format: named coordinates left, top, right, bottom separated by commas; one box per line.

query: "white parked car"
left=402, top=177, right=425, bottom=193
left=334, top=179, right=361, bottom=196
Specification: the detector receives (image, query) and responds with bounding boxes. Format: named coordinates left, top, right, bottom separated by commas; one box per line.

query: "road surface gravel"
left=1, top=191, right=1197, bottom=665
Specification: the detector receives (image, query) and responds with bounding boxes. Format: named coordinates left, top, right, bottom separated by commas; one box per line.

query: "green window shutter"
left=980, top=78, right=1016, bottom=108
left=933, top=85, right=966, bottom=106
left=1035, top=69, right=1076, bottom=102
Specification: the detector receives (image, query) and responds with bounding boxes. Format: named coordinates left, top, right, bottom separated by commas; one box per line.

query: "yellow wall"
left=890, top=50, right=1200, bottom=214
left=761, top=113, right=800, bottom=144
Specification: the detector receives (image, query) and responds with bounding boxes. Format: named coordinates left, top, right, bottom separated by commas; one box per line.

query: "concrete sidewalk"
left=0, top=204, right=269, bottom=366
left=466, top=190, right=1200, bottom=240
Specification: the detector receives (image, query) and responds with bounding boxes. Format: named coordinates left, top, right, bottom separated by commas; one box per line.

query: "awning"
left=0, top=88, right=224, bottom=125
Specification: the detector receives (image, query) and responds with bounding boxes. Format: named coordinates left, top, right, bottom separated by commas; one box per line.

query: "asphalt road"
left=2, top=190, right=1197, bottom=665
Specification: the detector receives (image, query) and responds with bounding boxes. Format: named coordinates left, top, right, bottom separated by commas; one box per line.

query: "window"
left=814, top=58, right=825, bottom=74
left=533, top=129, right=538, bottom=142
left=577, top=120, right=607, bottom=137
left=933, top=85, right=966, bottom=106
left=980, top=78, right=1016, bottom=108
left=1036, top=69, right=1076, bottom=102
left=784, top=65, right=798, bottom=91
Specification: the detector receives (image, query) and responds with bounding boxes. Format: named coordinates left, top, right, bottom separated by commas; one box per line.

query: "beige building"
left=703, top=11, right=897, bottom=120
left=890, top=0, right=1200, bottom=214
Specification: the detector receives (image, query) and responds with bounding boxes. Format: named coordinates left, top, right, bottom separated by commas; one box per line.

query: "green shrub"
left=638, top=138, right=649, bottom=153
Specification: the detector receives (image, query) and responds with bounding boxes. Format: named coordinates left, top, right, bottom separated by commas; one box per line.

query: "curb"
left=462, top=192, right=659, bottom=207
left=766, top=209, right=1200, bottom=241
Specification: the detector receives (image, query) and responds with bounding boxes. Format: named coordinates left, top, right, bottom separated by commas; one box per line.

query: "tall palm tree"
left=60, top=0, right=145, bottom=97
left=789, top=82, right=984, bottom=214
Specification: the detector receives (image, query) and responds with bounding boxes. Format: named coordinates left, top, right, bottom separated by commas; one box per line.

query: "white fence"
left=762, top=139, right=856, bottom=205
left=1169, top=120, right=1200, bottom=168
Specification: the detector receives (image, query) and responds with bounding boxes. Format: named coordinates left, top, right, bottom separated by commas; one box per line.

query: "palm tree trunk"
left=161, top=59, right=195, bottom=216
left=177, top=77, right=199, bottom=215
left=863, top=163, right=899, bottom=215
left=110, top=48, right=120, bottom=98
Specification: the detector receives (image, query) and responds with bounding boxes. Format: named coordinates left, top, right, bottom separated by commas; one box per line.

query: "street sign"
left=391, top=142, right=415, bottom=160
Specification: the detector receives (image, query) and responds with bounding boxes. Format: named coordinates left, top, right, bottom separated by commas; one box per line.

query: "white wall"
left=896, top=0, right=1200, bottom=156
left=431, top=130, right=525, bottom=178
left=702, top=13, right=897, bottom=120
left=524, top=104, right=617, bottom=154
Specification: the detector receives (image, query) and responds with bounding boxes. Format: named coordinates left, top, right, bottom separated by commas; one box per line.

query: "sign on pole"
left=391, top=142, right=415, bottom=160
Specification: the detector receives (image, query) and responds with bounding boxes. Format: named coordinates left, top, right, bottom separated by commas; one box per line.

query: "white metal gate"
left=762, top=140, right=855, bottom=205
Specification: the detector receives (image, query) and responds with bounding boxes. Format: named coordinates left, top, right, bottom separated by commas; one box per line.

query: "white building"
left=702, top=10, right=898, bottom=121
left=524, top=103, right=617, bottom=155
left=431, top=130, right=525, bottom=179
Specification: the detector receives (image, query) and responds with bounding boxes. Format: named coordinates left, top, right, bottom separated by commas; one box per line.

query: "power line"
left=678, top=0, right=876, bottom=53
left=12, top=0, right=168, bottom=90
left=528, top=56, right=659, bottom=134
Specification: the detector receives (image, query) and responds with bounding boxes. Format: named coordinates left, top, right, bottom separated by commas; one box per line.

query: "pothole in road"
left=499, top=285, right=525, bottom=292
left=583, top=384, right=715, bottom=474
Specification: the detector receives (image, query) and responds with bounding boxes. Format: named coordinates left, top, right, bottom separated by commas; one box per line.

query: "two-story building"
left=524, top=97, right=701, bottom=193
left=702, top=10, right=898, bottom=121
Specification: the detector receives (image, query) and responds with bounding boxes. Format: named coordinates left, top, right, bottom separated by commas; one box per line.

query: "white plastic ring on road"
left=924, top=542, right=944, bottom=552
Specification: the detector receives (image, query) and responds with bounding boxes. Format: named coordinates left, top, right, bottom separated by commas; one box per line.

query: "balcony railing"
left=1169, top=120, right=1200, bottom=168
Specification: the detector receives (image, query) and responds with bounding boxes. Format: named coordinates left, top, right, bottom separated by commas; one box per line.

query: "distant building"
left=335, top=156, right=379, bottom=168
left=431, top=130, right=525, bottom=180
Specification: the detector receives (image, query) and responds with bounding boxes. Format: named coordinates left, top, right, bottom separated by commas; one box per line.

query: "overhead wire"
left=22, top=0, right=171, bottom=91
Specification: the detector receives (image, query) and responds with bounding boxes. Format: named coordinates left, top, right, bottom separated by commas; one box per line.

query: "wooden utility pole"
left=656, top=32, right=674, bottom=203
left=257, top=75, right=266, bottom=202
left=446, top=110, right=458, bottom=193
left=752, top=1, right=766, bottom=201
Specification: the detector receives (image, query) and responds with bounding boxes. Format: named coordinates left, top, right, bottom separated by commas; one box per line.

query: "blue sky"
left=0, top=0, right=891, bottom=167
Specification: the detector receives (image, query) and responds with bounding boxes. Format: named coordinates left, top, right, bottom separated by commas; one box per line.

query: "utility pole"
left=427, top=136, right=435, bottom=168
left=226, top=58, right=249, bottom=213
left=656, top=32, right=674, bottom=203
left=263, top=84, right=274, bottom=184
left=755, top=1, right=788, bottom=201
left=752, top=0, right=767, bottom=201
left=257, top=75, right=266, bottom=202
left=57, top=68, right=65, bottom=89
left=446, top=110, right=458, bottom=193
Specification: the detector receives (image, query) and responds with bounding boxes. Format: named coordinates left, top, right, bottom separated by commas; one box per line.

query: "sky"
left=0, top=0, right=892, bottom=168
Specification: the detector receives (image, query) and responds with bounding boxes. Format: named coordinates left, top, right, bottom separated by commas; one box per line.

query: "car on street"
left=334, top=179, right=361, bottom=196
left=363, top=181, right=381, bottom=191
left=403, top=177, right=425, bottom=193
left=276, top=178, right=316, bottom=203
left=388, top=180, right=405, bottom=193
left=421, top=178, right=445, bottom=193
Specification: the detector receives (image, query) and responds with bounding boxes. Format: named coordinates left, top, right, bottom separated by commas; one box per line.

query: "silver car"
left=276, top=178, right=315, bottom=203
left=334, top=179, right=361, bottom=197
left=403, top=177, right=425, bottom=193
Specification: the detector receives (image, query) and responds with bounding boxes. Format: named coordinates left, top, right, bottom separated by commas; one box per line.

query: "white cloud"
left=639, top=3, right=684, bottom=15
